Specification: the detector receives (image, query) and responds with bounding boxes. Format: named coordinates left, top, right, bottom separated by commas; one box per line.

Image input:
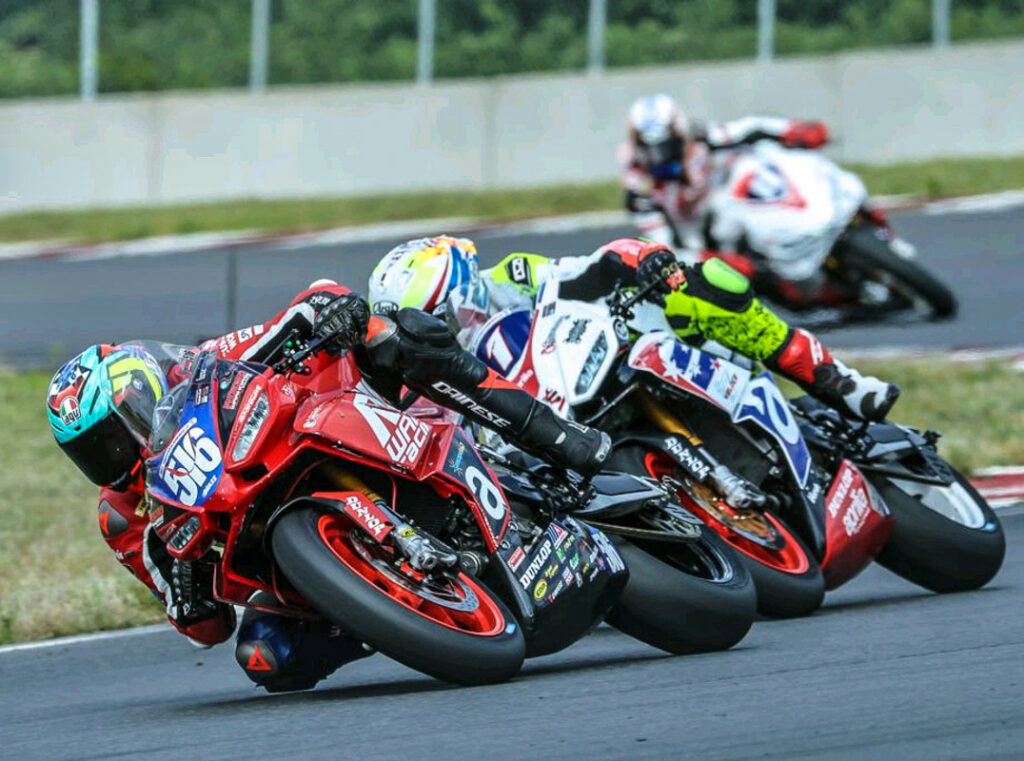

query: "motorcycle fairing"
left=297, top=390, right=512, bottom=552
left=439, top=428, right=511, bottom=552
left=495, top=515, right=627, bottom=657
left=147, top=359, right=224, bottom=510
left=474, top=308, right=533, bottom=378
left=628, top=332, right=750, bottom=415
left=705, top=141, right=866, bottom=281
left=819, top=460, right=893, bottom=589
left=733, top=372, right=812, bottom=488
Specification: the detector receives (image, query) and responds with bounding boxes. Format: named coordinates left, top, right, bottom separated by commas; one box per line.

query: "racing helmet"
left=368, top=235, right=480, bottom=316
left=47, top=344, right=168, bottom=488
left=628, top=94, right=690, bottom=179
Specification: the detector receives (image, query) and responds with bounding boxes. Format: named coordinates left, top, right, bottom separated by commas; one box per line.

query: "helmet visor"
left=59, top=412, right=140, bottom=487
left=645, top=136, right=683, bottom=168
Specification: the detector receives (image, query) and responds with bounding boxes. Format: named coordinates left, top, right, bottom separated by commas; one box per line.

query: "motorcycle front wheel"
left=633, top=446, right=825, bottom=618
left=867, top=468, right=1006, bottom=592
left=605, top=531, right=757, bottom=655
left=835, top=223, right=958, bottom=319
left=272, top=506, right=525, bottom=685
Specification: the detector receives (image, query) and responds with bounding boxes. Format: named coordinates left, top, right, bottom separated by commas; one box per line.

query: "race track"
left=2, top=508, right=1020, bottom=761
left=2, top=206, right=1023, bottom=369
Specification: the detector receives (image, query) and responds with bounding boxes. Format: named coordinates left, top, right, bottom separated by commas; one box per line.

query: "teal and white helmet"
left=47, top=344, right=168, bottom=487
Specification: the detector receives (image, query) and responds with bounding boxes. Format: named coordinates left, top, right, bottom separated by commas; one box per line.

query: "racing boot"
left=766, top=328, right=900, bottom=422
left=363, top=308, right=612, bottom=477
left=235, top=594, right=372, bottom=693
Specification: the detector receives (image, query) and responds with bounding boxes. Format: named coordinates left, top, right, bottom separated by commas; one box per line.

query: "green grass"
left=0, top=371, right=163, bottom=645
left=1, top=357, right=1020, bottom=645
left=2, top=154, right=1024, bottom=246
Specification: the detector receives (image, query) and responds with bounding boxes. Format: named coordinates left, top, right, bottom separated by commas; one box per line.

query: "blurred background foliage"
left=2, top=0, right=1023, bottom=98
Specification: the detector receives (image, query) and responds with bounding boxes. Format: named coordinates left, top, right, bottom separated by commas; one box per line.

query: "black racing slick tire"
left=733, top=530, right=826, bottom=619
left=837, top=224, right=957, bottom=319
left=272, top=507, right=525, bottom=685
left=868, top=470, right=1006, bottom=593
left=606, top=532, right=757, bottom=655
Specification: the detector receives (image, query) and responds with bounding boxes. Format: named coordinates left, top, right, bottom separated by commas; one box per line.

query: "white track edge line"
left=0, top=623, right=165, bottom=655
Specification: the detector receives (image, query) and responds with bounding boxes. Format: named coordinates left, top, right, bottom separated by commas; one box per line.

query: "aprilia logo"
left=664, top=437, right=711, bottom=482
left=345, top=495, right=389, bottom=538
left=353, top=394, right=430, bottom=464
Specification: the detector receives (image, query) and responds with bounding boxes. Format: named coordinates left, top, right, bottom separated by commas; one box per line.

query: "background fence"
left=1, top=0, right=1023, bottom=100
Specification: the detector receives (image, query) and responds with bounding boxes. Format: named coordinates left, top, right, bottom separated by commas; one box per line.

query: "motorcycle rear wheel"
left=272, top=506, right=525, bottom=685
left=605, top=532, right=757, bottom=654
left=868, top=469, right=1005, bottom=592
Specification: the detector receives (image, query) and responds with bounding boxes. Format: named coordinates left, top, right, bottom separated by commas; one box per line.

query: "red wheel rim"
left=646, top=453, right=810, bottom=574
left=316, top=514, right=507, bottom=637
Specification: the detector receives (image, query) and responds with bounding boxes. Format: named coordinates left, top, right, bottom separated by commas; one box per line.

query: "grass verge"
left=1, top=356, right=1020, bottom=645
left=2, top=154, right=1024, bottom=245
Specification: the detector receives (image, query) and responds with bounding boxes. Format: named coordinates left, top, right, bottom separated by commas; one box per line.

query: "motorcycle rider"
left=622, top=93, right=829, bottom=251
left=47, top=280, right=610, bottom=692
left=368, top=236, right=900, bottom=508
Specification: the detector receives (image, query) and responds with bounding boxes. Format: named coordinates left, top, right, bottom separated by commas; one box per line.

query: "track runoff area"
left=0, top=202, right=1021, bottom=761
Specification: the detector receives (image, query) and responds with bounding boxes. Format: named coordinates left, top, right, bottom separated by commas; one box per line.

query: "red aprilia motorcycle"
left=112, top=337, right=749, bottom=686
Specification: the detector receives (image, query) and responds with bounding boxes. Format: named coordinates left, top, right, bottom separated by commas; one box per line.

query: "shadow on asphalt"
left=186, top=648, right=687, bottom=710
left=818, top=583, right=1007, bottom=615
left=520, top=645, right=733, bottom=680
left=192, top=673, right=455, bottom=711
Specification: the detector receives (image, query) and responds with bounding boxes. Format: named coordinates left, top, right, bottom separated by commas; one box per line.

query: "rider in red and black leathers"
left=66, top=280, right=610, bottom=691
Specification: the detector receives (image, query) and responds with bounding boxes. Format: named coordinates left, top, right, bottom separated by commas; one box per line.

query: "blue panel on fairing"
left=474, top=310, right=532, bottom=376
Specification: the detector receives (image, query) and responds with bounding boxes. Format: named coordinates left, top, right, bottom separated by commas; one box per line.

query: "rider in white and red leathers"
left=621, top=93, right=830, bottom=251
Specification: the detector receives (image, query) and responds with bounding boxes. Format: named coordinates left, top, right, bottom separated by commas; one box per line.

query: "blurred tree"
left=0, top=0, right=1022, bottom=98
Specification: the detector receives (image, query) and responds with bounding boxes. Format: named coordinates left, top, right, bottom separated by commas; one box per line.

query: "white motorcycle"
left=692, top=140, right=957, bottom=323
left=471, top=277, right=1003, bottom=617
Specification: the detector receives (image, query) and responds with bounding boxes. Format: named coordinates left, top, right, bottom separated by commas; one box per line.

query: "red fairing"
left=293, top=374, right=509, bottom=552
left=771, top=328, right=834, bottom=386
left=782, top=120, right=830, bottom=149
left=819, top=460, right=894, bottom=589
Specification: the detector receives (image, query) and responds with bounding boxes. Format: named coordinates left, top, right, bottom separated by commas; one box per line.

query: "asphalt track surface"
left=2, top=508, right=1021, bottom=761
left=2, top=206, right=1023, bottom=370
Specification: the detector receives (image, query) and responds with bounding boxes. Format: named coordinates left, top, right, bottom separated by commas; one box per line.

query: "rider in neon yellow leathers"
left=368, top=235, right=900, bottom=508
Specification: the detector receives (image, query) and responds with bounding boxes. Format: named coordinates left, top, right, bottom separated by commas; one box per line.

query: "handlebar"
left=271, top=330, right=338, bottom=375
left=605, top=278, right=662, bottom=320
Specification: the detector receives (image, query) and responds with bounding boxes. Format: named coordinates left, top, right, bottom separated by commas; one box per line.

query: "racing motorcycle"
left=682, top=140, right=957, bottom=324
left=471, top=279, right=1004, bottom=618
left=108, top=336, right=755, bottom=688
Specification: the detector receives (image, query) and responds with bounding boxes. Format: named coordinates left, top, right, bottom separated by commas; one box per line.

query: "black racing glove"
left=313, top=294, right=370, bottom=351
left=636, top=243, right=685, bottom=306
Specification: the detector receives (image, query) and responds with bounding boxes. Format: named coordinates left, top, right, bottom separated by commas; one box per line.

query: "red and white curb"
left=842, top=346, right=1024, bottom=371
left=970, top=466, right=1024, bottom=508
left=3, top=188, right=1024, bottom=265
